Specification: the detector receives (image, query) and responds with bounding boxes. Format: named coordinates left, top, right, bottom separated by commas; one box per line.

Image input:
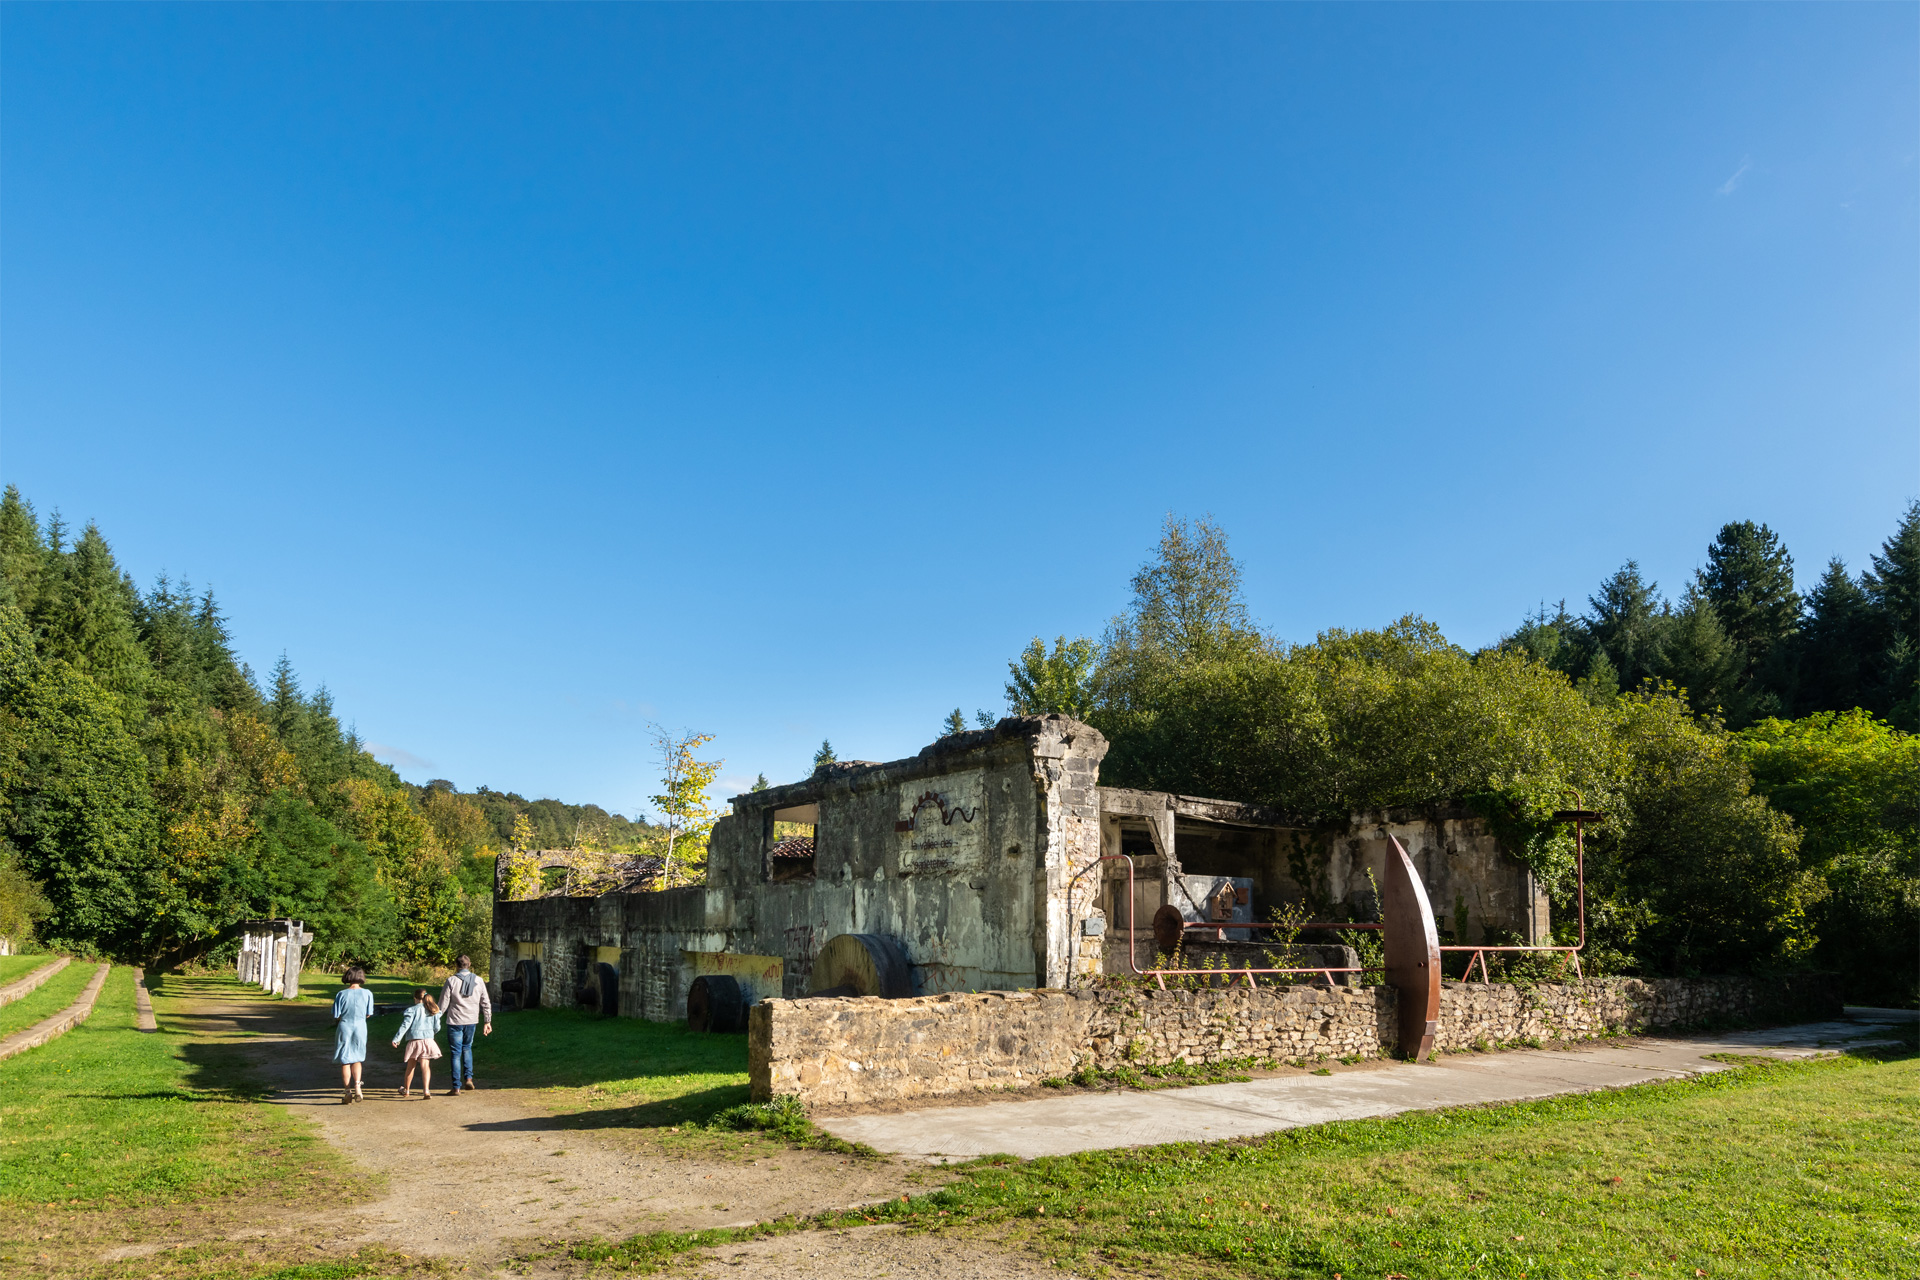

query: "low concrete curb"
left=0, top=956, right=71, bottom=1009
left=134, top=966, right=158, bottom=1032
left=0, top=963, right=111, bottom=1062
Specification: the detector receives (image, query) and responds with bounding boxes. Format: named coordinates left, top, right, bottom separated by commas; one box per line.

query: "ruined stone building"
left=489, top=716, right=1549, bottom=1021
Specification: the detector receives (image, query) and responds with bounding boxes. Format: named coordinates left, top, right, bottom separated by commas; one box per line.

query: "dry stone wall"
left=750, top=973, right=1841, bottom=1106
left=1435, top=973, right=1841, bottom=1051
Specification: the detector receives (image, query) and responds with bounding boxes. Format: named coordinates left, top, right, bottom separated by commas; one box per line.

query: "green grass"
left=483, top=1003, right=755, bottom=1127
left=0, top=953, right=60, bottom=985
left=584, top=1044, right=1920, bottom=1279
left=0, top=957, right=100, bottom=1038
left=0, top=968, right=349, bottom=1209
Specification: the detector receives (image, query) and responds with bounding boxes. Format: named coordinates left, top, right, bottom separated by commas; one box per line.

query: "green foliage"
left=813, top=738, right=836, bottom=769
left=1737, top=710, right=1919, bottom=1007
left=942, top=707, right=968, bottom=737
left=1590, top=687, right=1813, bottom=975
left=1094, top=617, right=1613, bottom=891
left=0, top=840, right=51, bottom=947
left=1005, top=634, right=1100, bottom=718
left=1700, top=519, right=1800, bottom=703
left=0, top=605, right=164, bottom=956
left=0, top=487, right=639, bottom=969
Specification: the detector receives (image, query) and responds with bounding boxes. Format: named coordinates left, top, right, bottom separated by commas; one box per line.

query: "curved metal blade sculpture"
left=1382, top=835, right=1441, bottom=1060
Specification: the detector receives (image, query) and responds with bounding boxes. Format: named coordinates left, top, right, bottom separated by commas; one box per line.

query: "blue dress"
left=332, top=986, right=374, bottom=1064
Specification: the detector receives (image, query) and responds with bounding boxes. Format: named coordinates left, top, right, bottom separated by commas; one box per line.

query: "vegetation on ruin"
left=581, top=1037, right=1920, bottom=1279
left=1007, top=510, right=1919, bottom=1003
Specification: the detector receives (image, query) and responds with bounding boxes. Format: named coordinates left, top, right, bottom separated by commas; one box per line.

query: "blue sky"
left=3, top=5, right=1914, bottom=815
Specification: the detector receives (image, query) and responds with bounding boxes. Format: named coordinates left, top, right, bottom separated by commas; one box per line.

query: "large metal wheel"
left=1151, top=904, right=1186, bottom=956
left=808, top=933, right=913, bottom=998
left=687, top=974, right=744, bottom=1033
left=514, top=958, right=543, bottom=1010
left=596, top=961, right=620, bottom=1018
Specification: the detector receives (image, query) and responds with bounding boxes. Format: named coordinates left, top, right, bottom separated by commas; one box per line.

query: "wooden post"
left=1382, top=835, right=1441, bottom=1061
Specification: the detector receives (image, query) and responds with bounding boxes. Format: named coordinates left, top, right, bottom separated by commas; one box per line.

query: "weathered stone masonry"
left=491, top=715, right=1553, bottom=1023
left=749, top=973, right=1841, bottom=1106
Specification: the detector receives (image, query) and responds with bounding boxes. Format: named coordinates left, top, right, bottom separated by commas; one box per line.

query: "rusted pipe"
left=1091, top=853, right=1367, bottom=984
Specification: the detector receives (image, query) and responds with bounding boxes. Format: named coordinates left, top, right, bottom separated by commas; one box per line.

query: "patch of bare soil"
left=687, top=1224, right=1081, bottom=1279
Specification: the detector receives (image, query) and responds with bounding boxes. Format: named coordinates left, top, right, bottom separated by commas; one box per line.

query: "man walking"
left=439, top=955, right=492, bottom=1095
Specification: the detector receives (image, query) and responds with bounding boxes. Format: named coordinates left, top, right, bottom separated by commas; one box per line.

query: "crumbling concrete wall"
left=492, top=716, right=1109, bottom=1020
left=493, top=716, right=1559, bottom=1026
left=748, top=974, right=1843, bottom=1106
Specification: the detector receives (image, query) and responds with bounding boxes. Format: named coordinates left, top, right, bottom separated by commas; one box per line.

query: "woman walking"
left=392, top=988, right=444, bottom=1098
left=332, top=966, right=374, bottom=1103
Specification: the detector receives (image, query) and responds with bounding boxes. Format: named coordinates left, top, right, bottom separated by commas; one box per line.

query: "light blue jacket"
left=393, top=1003, right=442, bottom=1045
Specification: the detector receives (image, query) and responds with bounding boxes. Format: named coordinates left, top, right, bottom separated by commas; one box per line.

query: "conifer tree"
left=943, top=708, right=967, bottom=737
left=33, top=522, right=149, bottom=693
left=1863, top=500, right=1920, bottom=728
left=1584, top=561, right=1667, bottom=691
left=0, top=486, right=45, bottom=613
left=1794, top=559, right=1872, bottom=715
left=1700, top=521, right=1801, bottom=692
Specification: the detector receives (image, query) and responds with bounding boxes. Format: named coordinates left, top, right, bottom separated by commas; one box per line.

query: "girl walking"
left=332, top=967, right=373, bottom=1103
left=392, top=988, right=444, bottom=1098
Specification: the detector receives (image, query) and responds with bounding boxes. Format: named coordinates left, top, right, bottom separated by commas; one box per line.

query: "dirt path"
left=174, top=986, right=965, bottom=1270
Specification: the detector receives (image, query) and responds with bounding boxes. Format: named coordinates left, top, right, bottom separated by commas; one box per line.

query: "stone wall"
left=749, top=973, right=1842, bottom=1106
left=1435, top=973, right=1842, bottom=1051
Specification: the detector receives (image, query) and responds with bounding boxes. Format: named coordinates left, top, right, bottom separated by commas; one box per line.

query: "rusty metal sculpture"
left=1382, top=835, right=1441, bottom=1060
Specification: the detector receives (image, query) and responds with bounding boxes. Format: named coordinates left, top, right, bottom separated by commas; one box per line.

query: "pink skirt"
left=402, top=1038, right=442, bottom=1062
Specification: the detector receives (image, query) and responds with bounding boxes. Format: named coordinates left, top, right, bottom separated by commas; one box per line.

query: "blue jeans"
left=446, top=1023, right=477, bottom=1085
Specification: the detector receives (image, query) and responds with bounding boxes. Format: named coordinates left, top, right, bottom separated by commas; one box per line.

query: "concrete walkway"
left=818, top=1016, right=1908, bottom=1162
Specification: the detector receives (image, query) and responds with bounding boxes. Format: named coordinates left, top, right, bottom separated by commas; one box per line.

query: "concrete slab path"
left=817, top=1017, right=1907, bottom=1162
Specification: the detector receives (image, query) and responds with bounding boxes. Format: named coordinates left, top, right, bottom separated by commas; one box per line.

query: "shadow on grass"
left=463, top=1083, right=753, bottom=1132
left=154, top=972, right=754, bottom=1132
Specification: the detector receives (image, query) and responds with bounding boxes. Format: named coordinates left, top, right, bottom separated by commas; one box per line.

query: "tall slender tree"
left=1794, top=558, right=1872, bottom=716
left=0, top=486, right=45, bottom=614
left=1699, top=520, right=1801, bottom=694
left=1584, top=561, right=1667, bottom=692
left=1862, top=500, right=1920, bottom=728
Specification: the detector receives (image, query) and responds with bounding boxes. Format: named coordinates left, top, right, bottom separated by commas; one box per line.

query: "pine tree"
left=942, top=708, right=967, bottom=737
left=0, top=486, right=45, bottom=614
left=1584, top=561, right=1667, bottom=691
left=267, top=654, right=303, bottom=738
left=33, top=522, right=150, bottom=693
left=1662, top=585, right=1742, bottom=717
left=1862, top=500, right=1920, bottom=728
left=1793, top=558, right=1872, bottom=715
left=1699, top=521, right=1801, bottom=693
left=813, top=740, right=837, bottom=770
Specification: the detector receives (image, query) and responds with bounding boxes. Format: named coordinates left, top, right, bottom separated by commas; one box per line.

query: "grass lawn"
left=290, top=969, right=757, bottom=1131
left=0, top=968, right=409, bottom=1280
left=584, top=1039, right=1920, bottom=1280
left=0, top=959, right=100, bottom=1039
left=0, top=968, right=349, bottom=1210
left=0, top=954, right=61, bottom=986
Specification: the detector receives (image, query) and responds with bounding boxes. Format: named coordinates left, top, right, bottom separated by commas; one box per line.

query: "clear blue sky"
left=3, top=5, right=1914, bottom=816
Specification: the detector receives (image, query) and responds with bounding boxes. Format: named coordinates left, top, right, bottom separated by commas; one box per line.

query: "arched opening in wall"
left=574, top=945, right=621, bottom=1015
left=767, top=801, right=818, bottom=882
